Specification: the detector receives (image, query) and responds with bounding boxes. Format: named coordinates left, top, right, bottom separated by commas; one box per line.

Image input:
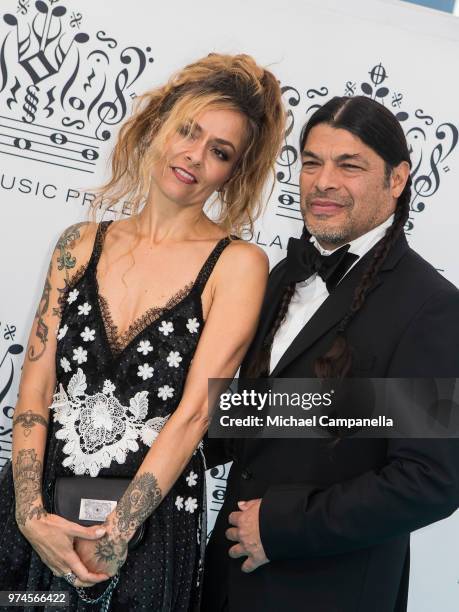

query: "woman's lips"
left=171, top=166, right=197, bottom=184
left=310, top=200, right=344, bottom=215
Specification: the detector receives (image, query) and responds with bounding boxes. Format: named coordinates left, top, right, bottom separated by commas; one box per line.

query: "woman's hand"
left=74, top=513, right=130, bottom=577
left=18, top=505, right=111, bottom=587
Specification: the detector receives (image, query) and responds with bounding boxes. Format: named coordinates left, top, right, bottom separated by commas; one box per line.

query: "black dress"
left=0, top=220, right=232, bottom=611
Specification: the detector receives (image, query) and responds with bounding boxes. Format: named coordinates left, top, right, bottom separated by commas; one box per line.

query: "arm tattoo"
left=13, top=449, right=48, bottom=526
left=28, top=223, right=85, bottom=361
left=94, top=473, right=162, bottom=570
left=115, top=472, right=162, bottom=535
left=56, top=223, right=86, bottom=282
left=28, top=260, right=52, bottom=362
left=13, top=410, right=48, bottom=437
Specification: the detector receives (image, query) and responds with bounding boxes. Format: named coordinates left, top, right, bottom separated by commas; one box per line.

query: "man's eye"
left=342, top=164, right=360, bottom=170
left=302, top=161, right=319, bottom=167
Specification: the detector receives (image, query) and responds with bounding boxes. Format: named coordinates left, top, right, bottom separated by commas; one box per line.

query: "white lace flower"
left=157, top=385, right=174, bottom=401
left=67, top=289, right=79, bottom=304
left=78, top=302, right=92, bottom=316
left=186, top=471, right=198, bottom=487
left=137, top=363, right=154, bottom=380
left=57, top=324, right=68, bottom=341
left=184, top=497, right=198, bottom=513
left=60, top=357, right=71, bottom=372
left=186, top=318, right=200, bottom=334
left=72, top=346, right=88, bottom=364
left=102, top=380, right=116, bottom=395
left=167, top=351, right=182, bottom=368
left=175, top=495, right=184, bottom=511
left=80, top=327, right=95, bottom=342
left=158, top=321, right=174, bottom=336
left=50, top=369, right=150, bottom=477
left=137, top=340, right=153, bottom=355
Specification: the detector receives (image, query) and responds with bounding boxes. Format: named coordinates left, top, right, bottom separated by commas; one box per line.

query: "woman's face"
left=151, top=107, right=248, bottom=207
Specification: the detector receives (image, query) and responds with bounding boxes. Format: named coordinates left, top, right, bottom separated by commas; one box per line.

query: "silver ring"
left=63, top=571, right=77, bottom=585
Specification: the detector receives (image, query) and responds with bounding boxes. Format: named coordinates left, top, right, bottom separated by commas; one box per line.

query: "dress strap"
left=193, top=236, right=238, bottom=296
left=86, top=220, right=113, bottom=272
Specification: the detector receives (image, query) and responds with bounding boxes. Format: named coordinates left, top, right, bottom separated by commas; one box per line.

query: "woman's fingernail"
left=96, top=529, right=106, bottom=536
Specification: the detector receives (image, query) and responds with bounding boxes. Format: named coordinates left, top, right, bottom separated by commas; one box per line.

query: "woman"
left=0, top=53, right=285, bottom=610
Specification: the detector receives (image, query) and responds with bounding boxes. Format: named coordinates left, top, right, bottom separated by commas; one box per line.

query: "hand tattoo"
left=13, top=410, right=48, bottom=437
left=13, top=449, right=47, bottom=527
left=95, top=534, right=128, bottom=572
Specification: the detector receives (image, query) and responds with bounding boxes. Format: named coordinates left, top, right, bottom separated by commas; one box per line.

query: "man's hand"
left=226, top=499, right=269, bottom=573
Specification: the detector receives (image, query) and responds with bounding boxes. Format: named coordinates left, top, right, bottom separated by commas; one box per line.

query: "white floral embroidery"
left=140, top=414, right=170, bottom=446
left=102, top=379, right=116, bottom=395
left=73, top=346, right=88, bottom=364
left=175, top=495, right=184, bottom=511
left=137, top=363, right=154, bottom=380
left=157, top=385, right=174, bottom=400
left=137, top=340, right=153, bottom=356
left=57, top=324, right=68, bottom=341
left=184, top=497, right=198, bottom=513
left=60, top=357, right=71, bottom=373
left=67, top=289, right=79, bottom=304
left=167, top=351, right=182, bottom=368
left=186, top=471, right=198, bottom=487
left=80, top=327, right=95, bottom=342
left=158, top=321, right=174, bottom=336
left=186, top=318, right=200, bottom=334
left=78, top=302, right=92, bottom=316
left=49, top=369, right=170, bottom=476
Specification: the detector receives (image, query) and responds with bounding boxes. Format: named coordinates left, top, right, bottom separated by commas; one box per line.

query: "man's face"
left=299, top=124, right=406, bottom=249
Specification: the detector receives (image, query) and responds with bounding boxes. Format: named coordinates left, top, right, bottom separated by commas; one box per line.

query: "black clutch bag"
left=52, top=476, right=145, bottom=550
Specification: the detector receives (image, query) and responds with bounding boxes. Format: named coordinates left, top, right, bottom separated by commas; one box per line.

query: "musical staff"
left=0, top=114, right=99, bottom=173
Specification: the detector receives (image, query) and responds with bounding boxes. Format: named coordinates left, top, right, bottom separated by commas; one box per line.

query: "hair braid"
left=246, top=281, right=296, bottom=377
left=314, top=176, right=412, bottom=379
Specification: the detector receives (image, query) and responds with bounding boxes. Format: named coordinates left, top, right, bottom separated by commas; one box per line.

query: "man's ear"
left=390, top=161, right=411, bottom=199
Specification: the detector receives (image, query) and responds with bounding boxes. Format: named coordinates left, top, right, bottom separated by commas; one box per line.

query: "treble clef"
left=95, top=69, right=130, bottom=140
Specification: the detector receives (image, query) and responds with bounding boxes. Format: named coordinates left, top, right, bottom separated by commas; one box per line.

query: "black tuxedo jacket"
left=202, top=233, right=459, bottom=612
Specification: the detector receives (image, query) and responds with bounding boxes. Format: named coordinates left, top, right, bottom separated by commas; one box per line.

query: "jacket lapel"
left=269, top=232, right=409, bottom=377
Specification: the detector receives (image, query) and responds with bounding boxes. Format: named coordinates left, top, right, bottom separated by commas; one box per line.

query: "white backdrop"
left=0, top=0, right=458, bottom=609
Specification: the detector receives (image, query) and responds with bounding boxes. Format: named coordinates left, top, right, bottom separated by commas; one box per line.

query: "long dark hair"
left=249, top=95, right=412, bottom=379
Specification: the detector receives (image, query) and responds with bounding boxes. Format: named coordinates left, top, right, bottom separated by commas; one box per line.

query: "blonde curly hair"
left=90, top=53, right=285, bottom=235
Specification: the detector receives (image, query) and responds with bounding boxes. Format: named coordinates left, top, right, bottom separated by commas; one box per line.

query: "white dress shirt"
left=269, top=215, right=394, bottom=374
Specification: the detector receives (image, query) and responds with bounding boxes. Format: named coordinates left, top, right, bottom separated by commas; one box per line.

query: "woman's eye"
left=213, top=148, right=229, bottom=161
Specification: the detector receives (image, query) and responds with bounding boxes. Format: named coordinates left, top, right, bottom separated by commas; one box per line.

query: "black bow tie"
left=283, top=237, right=359, bottom=293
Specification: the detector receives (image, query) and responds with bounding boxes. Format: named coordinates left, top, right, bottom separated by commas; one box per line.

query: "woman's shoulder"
left=215, top=238, right=269, bottom=282
left=223, top=238, right=269, bottom=265
left=52, top=221, right=99, bottom=280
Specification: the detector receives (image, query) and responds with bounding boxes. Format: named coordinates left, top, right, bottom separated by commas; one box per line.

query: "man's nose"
left=314, top=163, right=340, bottom=191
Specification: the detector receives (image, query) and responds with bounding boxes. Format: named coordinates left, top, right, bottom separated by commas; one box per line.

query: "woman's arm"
left=85, top=241, right=269, bottom=574
left=12, top=223, right=109, bottom=587
left=13, top=223, right=91, bottom=525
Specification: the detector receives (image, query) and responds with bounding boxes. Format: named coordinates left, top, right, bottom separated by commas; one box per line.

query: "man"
left=202, top=96, right=459, bottom=612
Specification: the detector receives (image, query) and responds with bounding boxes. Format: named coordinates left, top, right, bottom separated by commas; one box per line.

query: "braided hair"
left=248, top=95, right=412, bottom=379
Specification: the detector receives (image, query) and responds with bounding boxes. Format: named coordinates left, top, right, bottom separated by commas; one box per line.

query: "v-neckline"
left=95, top=280, right=196, bottom=358
left=90, top=221, right=224, bottom=360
